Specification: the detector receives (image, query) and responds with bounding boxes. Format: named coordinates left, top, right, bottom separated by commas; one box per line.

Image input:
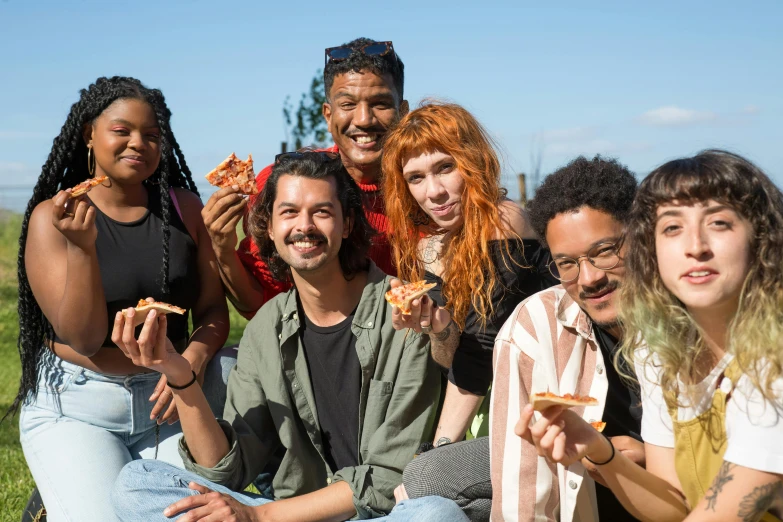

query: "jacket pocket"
left=360, top=379, right=394, bottom=459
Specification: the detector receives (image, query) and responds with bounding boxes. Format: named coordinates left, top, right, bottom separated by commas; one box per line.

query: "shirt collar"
left=280, top=260, right=384, bottom=329
left=555, top=289, right=594, bottom=341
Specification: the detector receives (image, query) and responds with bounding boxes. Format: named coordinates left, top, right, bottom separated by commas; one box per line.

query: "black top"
left=54, top=189, right=200, bottom=351
left=425, top=239, right=558, bottom=395
left=593, top=326, right=643, bottom=522
left=300, top=307, right=361, bottom=473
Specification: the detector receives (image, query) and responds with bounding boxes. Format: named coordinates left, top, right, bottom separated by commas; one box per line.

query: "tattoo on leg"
left=704, top=462, right=736, bottom=512
left=737, top=481, right=783, bottom=522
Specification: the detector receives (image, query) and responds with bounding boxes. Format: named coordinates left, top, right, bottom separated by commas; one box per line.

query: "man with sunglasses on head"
left=202, top=37, right=407, bottom=319
left=112, top=152, right=460, bottom=522
left=489, top=156, right=646, bottom=522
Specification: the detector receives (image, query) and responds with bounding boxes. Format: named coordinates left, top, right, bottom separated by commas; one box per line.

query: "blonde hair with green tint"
left=619, top=149, right=783, bottom=407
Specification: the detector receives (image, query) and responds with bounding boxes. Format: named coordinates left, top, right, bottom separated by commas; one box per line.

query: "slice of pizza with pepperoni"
left=384, top=280, right=438, bottom=315
left=205, top=153, right=257, bottom=195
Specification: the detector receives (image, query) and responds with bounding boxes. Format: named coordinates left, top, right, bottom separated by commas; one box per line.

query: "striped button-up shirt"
left=490, top=286, right=611, bottom=522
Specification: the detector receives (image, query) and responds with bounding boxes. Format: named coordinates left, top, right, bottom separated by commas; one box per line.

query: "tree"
left=282, top=69, right=329, bottom=150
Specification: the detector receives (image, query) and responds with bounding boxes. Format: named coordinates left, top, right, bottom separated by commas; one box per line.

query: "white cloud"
left=0, top=162, right=39, bottom=185
left=742, top=105, right=760, bottom=114
left=637, top=106, right=717, bottom=127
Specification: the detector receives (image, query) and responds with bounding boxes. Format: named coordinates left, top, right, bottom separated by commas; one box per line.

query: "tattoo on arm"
left=429, top=320, right=460, bottom=368
left=435, top=437, right=452, bottom=447
left=737, top=481, right=783, bottom=522
left=704, top=462, right=736, bottom=512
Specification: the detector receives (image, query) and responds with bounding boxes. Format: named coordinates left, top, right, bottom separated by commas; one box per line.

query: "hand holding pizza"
left=515, top=403, right=611, bottom=468
left=111, top=307, right=191, bottom=383
left=51, top=190, right=97, bottom=251
left=388, top=278, right=451, bottom=335
left=201, top=186, right=247, bottom=256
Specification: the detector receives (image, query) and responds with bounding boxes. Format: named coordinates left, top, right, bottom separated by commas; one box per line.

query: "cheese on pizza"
left=384, top=280, right=438, bottom=315
left=69, top=175, right=108, bottom=197
left=531, top=392, right=600, bottom=411
left=204, top=153, right=257, bottom=195
left=122, top=298, right=186, bottom=327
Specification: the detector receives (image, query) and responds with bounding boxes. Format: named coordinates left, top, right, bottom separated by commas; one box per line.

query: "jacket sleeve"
left=179, top=318, right=279, bottom=490
left=333, top=333, right=440, bottom=519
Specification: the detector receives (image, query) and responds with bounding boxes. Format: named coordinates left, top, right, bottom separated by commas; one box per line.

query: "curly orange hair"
left=382, top=101, right=513, bottom=329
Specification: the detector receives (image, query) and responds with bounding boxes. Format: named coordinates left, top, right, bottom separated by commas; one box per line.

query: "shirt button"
left=367, top=321, right=373, bottom=327
left=596, top=365, right=604, bottom=375
left=293, top=382, right=298, bottom=388
left=569, top=480, right=578, bottom=490
left=278, top=333, right=282, bottom=340
left=326, top=477, right=332, bottom=484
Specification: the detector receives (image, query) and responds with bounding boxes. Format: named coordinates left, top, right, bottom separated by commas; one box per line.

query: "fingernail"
left=163, top=508, right=171, bottom=516
left=127, top=308, right=134, bottom=317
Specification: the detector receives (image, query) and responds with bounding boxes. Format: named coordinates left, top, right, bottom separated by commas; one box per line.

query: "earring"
left=87, top=147, right=95, bottom=177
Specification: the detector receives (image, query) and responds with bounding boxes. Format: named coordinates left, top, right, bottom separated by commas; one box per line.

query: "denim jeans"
left=19, top=350, right=186, bottom=522
left=113, top=460, right=469, bottom=521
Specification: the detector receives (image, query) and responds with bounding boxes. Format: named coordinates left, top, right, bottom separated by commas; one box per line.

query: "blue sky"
left=1, top=0, right=781, bottom=210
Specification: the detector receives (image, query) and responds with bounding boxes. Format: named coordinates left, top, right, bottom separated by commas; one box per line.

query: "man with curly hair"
left=490, top=156, right=645, bottom=522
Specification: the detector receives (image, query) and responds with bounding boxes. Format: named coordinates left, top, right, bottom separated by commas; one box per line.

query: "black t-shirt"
left=300, top=308, right=361, bottom=473
left=593, top=326, right=643, bottom=522
left=425, top=238, right=559, bottom=395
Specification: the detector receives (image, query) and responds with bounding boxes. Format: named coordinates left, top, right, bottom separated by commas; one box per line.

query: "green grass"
left=0, top=213, right=249, bottom=521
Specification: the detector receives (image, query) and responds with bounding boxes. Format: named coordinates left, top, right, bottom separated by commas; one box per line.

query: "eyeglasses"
left=548, top=241, right=623, bottom=282
left=274, top=151, right=340, bottom=164
left=325, top=41, right=396, bottom=67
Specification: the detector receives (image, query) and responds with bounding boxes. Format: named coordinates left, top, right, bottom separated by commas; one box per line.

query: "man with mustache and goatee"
left=490, top=156, right=646, bottom=522
left=111, top=152, right=456, bottom=521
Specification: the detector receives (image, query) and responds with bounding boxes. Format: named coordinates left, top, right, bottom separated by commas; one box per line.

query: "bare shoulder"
left=27, top=199, right=65, bottom=247
left=498, top=199, right=537, bottom=240
left=171, top=187, right=207, bottom=237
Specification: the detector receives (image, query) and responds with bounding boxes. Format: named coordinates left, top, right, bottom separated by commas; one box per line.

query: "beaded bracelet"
left=584, top=434, right=615, bottom=466
left=168, top=370, right=198, bottom=390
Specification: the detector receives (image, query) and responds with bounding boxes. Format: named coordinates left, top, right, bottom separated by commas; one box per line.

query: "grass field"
left=0, top=213, right=249, bottom=521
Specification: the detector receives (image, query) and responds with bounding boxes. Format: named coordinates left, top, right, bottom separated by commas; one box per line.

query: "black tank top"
left=55, top=189, right=200, bottom=351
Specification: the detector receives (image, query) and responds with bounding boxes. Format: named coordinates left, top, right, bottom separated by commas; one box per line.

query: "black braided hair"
left=5, top=76, right=199, bottom=419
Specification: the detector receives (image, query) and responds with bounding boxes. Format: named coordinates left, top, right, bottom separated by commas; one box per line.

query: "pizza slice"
left=122, top=298, right=186, bottom=327
left=204, top=153, right=257, bottom=195
left=69, top=175, right=108, bottom=197
left=530, top=392, right=600, bottom=411
left=384, top=280, right=438, bottom=315
left=590, top=421, right=606, bottom=433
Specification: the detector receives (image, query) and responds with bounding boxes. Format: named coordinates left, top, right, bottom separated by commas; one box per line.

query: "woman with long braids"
left=518, top=150, right=783, bottom=521
left=382, top=101, right=557, bottom=519
left=12, top=76, right=229, bottom=522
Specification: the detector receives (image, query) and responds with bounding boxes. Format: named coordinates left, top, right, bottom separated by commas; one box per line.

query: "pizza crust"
left=122, top=298, right=186, bottom=327
left=384, top=281, right=437, bottom=315
left=530, top=392, right=599, bottom=411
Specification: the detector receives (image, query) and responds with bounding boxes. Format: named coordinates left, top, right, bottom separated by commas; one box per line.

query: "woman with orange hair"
left=383, top=101, right=557, bottom=519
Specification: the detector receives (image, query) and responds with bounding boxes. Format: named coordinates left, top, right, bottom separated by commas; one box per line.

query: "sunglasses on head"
left=274, top=151, right=340, bottom=164
left=324, top=41, right=395, bottom=67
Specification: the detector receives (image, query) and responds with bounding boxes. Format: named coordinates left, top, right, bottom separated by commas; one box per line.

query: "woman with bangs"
left=518, top=150, right=783, bottom=521
left=382, top=101, right=557, bottom=519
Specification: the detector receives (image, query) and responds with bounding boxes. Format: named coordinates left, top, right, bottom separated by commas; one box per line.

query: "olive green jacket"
left=179, top=263, right=441, bottom=519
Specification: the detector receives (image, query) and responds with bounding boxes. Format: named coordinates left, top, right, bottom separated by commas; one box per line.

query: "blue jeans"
left=200, top=344, right=238, bottom=419
left=113, top=460, right=469, bottom=521
left=19, top=351, right=186, bottom=522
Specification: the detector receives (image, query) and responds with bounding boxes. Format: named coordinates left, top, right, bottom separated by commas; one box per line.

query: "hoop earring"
left=87, top=147, right=95, bottom=177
